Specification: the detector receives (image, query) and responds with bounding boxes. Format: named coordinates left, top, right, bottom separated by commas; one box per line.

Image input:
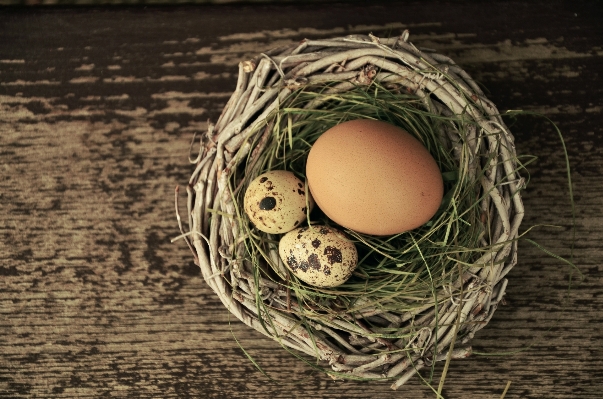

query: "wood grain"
left=1, top=2, right=602, bottom=398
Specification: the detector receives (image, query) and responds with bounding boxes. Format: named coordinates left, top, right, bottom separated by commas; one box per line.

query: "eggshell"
left=279, top=225, right=358, bottom=287
left=306, top=119, right=443, bottom=236
left=244, top=170, right=313, bottom=234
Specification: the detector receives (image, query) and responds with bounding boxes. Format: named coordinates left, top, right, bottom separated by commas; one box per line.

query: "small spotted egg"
left=278, top=225, right=358, bottom=288
left=244, top=170, right=313, bottom=234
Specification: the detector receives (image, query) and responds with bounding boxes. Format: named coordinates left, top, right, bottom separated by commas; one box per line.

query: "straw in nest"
left=175, top=31, right=525, bottom=391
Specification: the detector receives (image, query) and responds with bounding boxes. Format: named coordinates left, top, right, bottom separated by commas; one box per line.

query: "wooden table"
left=1, top=2, right=602, bottom=398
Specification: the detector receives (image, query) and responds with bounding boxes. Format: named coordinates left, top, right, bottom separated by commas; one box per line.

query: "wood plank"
left=1, top=2, right=602, bottom=398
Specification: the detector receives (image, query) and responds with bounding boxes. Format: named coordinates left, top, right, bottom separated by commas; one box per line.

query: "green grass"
left=228, top=80, right=500, bottom=323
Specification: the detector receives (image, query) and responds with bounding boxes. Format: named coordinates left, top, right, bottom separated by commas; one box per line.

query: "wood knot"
left=285, top=76, right=308, bottom=89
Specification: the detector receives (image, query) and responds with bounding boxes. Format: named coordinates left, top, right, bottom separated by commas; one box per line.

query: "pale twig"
left=500, top=380, right=512, bottom=399
left=173, top=186, right=197, bottom=263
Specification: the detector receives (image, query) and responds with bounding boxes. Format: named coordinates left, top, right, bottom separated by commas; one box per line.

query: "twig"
left=174, top=186, right=197, bottom=264
left=500, top=380, right=512, bottom=399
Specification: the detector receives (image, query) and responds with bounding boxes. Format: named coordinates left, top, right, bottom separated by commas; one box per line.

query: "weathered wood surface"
left=1, top=2, right=602, bottom=398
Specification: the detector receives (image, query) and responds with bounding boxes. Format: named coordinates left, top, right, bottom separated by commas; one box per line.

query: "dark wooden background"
left=1, top=2, right=602, bottom=398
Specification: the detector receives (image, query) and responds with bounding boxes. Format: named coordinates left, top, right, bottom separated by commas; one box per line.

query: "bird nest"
left=176, top=32, right=525, bottom=390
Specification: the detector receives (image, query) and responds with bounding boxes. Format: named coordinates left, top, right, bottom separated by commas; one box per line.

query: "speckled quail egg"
left=278, top=225, right=358, bottom=287
left=244, top=170, right=314, bottom=234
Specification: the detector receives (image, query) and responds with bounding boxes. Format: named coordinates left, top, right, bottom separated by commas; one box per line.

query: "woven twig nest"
left=178, top=32, right=524, bottom=390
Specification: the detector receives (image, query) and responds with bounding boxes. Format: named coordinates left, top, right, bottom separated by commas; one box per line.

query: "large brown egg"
left=305, top=119, right=443, bottom=236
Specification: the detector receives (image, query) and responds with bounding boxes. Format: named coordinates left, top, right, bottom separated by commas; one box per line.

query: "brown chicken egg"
left=278, top=225, right=358, bottom=287
left=306, top=119, right=443, bottom=236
